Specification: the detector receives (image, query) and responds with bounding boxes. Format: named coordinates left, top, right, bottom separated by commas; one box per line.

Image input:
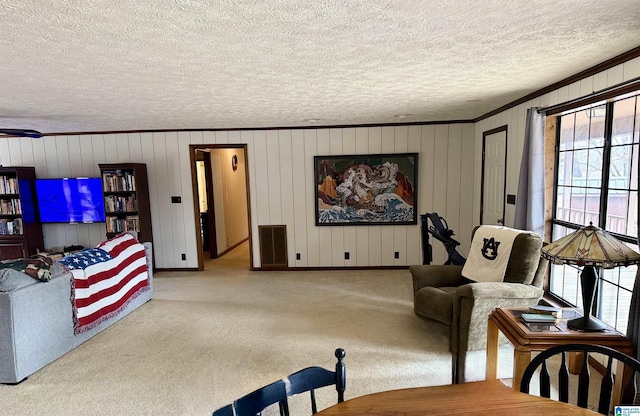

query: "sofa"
left=0, top=236, right=153, bottom=384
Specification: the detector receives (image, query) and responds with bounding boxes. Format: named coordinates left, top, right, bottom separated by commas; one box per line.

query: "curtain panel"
left=514, top=107, right=545, bottom=237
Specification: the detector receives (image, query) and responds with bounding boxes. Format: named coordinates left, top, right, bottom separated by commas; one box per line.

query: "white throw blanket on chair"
left=462, top=225, right=531, bottom=283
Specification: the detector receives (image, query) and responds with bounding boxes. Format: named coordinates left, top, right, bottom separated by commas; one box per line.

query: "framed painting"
left=314, top=153, right=419, bottom=226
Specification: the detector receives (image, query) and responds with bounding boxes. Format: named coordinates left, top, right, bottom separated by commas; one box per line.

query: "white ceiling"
left=1, top=0, right=640, bottom=135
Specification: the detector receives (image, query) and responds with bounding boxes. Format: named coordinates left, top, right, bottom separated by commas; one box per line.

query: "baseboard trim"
left=155, top=263, right=407, bottom=273
left=155, top=267, right=200, bottom=272
left=251, top=265, right=410, bottom=272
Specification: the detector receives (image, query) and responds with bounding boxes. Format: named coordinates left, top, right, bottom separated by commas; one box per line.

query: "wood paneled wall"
left=3, top=44, right=639, bottom=270
left=0, top=125, right=476, bottom=269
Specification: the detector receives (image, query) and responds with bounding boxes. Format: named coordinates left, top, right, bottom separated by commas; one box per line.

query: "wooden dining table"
left=315, top=380, right=600, bottom=415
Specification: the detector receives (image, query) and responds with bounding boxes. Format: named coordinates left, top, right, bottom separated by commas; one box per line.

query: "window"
left=550, top=91, right=640, bottom=333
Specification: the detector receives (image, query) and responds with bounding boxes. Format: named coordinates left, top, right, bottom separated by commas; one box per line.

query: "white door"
left=481, top=127, right=507, bottom=225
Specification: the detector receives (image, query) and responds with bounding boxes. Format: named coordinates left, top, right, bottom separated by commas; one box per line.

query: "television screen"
left=35, top=178, right=106, bottom=223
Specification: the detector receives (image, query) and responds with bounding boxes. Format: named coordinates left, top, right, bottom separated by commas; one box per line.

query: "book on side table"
left=521, top=313, right=558, bottom=323
left=529, top=304, right=563, bottom=318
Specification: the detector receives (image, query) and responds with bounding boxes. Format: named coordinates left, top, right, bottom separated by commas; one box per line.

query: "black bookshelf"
left=99, top=163, right=153, bottom=245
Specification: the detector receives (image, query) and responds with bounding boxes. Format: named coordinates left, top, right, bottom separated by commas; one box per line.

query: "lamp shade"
left=541, top=223, right=640, bottom=269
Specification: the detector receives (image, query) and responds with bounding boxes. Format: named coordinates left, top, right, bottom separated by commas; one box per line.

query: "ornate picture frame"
left=314, top=153, right=419, bottom=226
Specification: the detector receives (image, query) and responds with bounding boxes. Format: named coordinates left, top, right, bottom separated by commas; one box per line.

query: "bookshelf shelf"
left=99, top=163, right=153, bottom=246
left=0, top=166, right=44, bottom=260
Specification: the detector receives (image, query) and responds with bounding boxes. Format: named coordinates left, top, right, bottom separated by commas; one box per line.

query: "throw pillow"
left=0, top=256, right=53, bottom=282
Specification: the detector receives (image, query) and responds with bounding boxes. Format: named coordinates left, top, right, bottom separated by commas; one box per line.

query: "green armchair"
left=410, top=226, right=547, bottom=383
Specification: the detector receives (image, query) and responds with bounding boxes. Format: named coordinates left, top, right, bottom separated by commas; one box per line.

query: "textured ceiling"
left=1, top=0, right=640, bottom=134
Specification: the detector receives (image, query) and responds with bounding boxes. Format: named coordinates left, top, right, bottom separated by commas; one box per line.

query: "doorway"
left=480, top=125, right=508, bottom=225
left=189, top=144, right=252, bottom=271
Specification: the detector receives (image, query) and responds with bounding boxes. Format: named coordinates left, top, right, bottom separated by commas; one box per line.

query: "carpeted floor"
left=1, top=242, right=515, bottom=415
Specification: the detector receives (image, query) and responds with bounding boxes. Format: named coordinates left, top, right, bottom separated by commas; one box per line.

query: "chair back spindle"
left=577, top=351, right=590, bottom=408
left=558, top=351, right=569, bottom=403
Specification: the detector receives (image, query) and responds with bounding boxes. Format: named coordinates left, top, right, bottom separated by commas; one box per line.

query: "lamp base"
left=567, top=316, right=606, bottom=332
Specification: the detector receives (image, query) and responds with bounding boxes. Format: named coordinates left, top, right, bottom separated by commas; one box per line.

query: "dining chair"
left=520, top=343, right=640, bottom=415
left=212, top=348, right=346, bottom=416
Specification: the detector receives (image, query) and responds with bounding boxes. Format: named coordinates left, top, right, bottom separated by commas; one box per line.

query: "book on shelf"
left=104, top=195, right=137, bottom=212
left=102, top=170, right=137, bottom=192
left=0, top=176, right=18, bottom=194
left=0, top=218, right=23, bottom=235
left=106, top=215, right=140, bottom=233
left=0, top=198, right=22, bottom=215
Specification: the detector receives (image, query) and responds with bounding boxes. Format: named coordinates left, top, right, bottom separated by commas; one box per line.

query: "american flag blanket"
left=60, top=233, right=150, bottom=334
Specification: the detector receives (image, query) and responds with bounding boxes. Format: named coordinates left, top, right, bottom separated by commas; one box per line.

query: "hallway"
left=204, top=240, right=250, bottom=271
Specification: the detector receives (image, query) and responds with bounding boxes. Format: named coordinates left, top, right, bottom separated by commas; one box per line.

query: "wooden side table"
left=485, top=307, right=634, bottom=404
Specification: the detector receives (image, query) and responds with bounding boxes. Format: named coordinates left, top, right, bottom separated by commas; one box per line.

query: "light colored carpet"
left=1, top=243, right=514, bottom=415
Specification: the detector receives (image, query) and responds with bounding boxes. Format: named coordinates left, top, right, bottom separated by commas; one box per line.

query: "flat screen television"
left=35, top=178, right=106, bottom=223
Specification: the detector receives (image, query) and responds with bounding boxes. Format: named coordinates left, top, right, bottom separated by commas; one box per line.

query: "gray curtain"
left=626, top=158, right=640, bottom=359
left=514, top=107, right=545, bottom=236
